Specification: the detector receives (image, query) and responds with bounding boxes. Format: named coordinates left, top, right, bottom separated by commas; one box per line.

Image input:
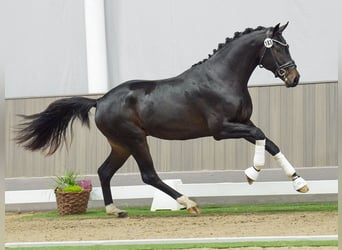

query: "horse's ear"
left=278, top=22, right=289, bottom=33
left=273, top=22, right=289, bottom=36
left=272, top=23, right=281, bottom=35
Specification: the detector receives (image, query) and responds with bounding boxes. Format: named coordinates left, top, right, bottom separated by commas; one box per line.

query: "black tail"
left=16, top=97, right=97, bottom=155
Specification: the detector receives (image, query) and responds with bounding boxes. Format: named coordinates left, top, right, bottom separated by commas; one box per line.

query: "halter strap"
left=272, top=39, right=288, bottom=47
left=258, top=37, right=296, bottom=78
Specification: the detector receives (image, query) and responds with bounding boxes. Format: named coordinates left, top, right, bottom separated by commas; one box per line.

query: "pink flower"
left=77, top=179, right=92, bottom=189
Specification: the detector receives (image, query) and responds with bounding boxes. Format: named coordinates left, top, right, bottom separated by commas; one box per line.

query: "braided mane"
left=192, top=26, right=266, bottom=67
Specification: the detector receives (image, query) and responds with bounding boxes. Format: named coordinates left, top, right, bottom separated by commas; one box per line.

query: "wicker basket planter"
left=55, top=187, right=92, bottom=216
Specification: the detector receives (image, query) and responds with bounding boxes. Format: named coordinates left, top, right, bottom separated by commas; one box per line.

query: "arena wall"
left=6, top=82, right=337, bottom=178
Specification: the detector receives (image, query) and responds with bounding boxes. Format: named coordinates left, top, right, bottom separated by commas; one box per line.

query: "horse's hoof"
left=188, top=206, right=201, bottom=215
left=177, top=195, right=199, bottom=214
left=106, top=204, right=128, bottom=218
left=293, top=176, right=309, bottom=193
left=244, top=166, right=260, bottom=185
left=245, top=175, right=254, bottom=185
left=297, top=185, right=309, bottom=193
left=107, top=210, right=128, bottom=218
left=117, top=211, right=128, bottom=218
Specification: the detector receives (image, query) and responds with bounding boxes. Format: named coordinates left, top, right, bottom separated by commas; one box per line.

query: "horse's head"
left=258, top=22, right=300, bottom=87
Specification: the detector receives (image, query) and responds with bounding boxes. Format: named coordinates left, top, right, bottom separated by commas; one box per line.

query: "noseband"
left=258, top=37, right=296, bottom=78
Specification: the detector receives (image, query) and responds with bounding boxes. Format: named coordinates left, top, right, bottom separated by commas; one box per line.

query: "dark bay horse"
left=16, top=23, right=308, bottom=217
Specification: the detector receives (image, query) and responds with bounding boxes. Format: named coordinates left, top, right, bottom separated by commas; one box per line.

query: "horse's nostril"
left=294, top=74, right=300, bottom=84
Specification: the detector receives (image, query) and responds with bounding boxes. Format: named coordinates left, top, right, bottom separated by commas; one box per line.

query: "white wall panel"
left=4, top=0, right=88, bottom=98
left=3, top=1, right=339, bottom=98
left=105, top=0, right=338, bottom=87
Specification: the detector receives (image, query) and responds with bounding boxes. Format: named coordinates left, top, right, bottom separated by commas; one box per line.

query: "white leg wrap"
left=274, top=152, right=296, bottom=178
left=244, top=166, right=260, bottom=181
left=176, top=195, right=197, bottom=209
left=253, top=139, right=266, bottom=169
left=292, top=176, right=308, bottom=192
left=106, top=203, right=127, bottom=217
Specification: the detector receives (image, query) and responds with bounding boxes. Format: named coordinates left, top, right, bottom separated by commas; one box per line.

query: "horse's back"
left=94, top=78, right=213, bottom=141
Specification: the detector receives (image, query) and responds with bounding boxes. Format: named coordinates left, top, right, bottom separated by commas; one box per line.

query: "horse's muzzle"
left=284, top=68, right=300, bottom=88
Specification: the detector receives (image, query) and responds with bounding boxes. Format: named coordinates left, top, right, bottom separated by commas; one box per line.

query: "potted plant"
left=54, top=171, right=92, bottom=216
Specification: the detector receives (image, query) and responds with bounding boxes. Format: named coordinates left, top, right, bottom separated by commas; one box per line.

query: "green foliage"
left=54, top=171, right=82, bottom=192
left=62, top=185, right=83, bottom=192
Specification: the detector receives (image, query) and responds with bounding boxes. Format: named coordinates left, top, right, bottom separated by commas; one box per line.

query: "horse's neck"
left=209, top=36, right=263, bottom=88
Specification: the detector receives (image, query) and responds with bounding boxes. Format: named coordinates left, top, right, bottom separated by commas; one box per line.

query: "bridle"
left=258, top=36, right=297, bottom=78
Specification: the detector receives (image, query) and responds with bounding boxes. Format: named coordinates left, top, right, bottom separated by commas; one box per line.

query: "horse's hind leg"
left=244, top=126, right=309, bottom=193
left=130, top=137, right=200, bottom=214
left=98, top=143, right=131, bottom=217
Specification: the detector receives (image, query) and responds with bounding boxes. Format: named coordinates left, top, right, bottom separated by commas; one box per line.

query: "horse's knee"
left=251, top=127, right=265, bottom=140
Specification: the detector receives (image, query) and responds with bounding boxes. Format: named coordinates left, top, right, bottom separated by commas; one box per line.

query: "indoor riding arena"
left=2, top=1, right=339, bottom=249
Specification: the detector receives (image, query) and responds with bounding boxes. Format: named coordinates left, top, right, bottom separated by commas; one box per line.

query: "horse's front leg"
left=244, top=121, right=309, bottom=193
left=212, top=121, right=267, bottom=181
left=212, top=120, right=308, bottom=193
